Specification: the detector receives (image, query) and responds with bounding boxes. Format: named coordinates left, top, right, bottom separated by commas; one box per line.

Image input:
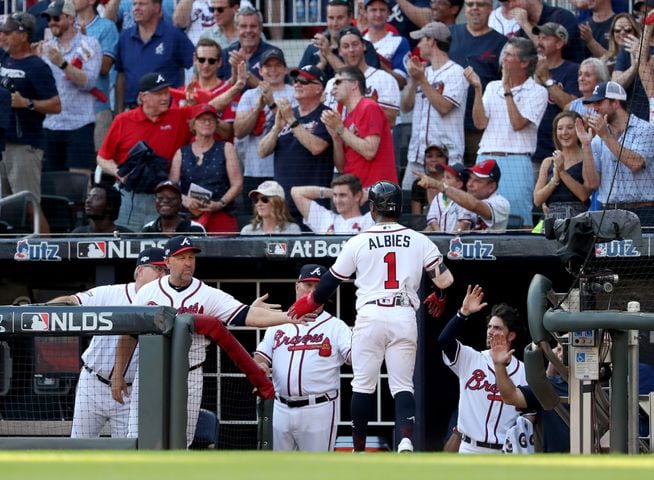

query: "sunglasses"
left=294, top=77, right=318, bottom=85
left=197, top=57, right=219, bottom=64
left=465, top=1, right=490, bottom=7
left=613, top=27, right=633, bottom=34
left=45, top=15, right=61, bottom=22
left=333, top=78, right=356, bottom=85
left=209, top=6, right=227, bottom=13
left=253, top=196, right=271, bottom=204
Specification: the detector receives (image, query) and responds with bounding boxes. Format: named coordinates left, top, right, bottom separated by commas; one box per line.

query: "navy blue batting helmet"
left=369, top=181, right=402, bottom=218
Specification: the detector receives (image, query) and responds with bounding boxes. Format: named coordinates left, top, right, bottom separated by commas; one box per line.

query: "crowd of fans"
left=1, top=0, right=654, bottom=236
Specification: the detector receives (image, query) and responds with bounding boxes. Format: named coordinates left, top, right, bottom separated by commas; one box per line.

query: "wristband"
left=289, top=119, right=300, bottom=129
left=59, top=60, right=69, bottom=70
left=268, top=102, right=277, bottom=110
left=504, top=91, right=513, bottom=97
left=336, top=125, right=344, bottom=135
left=456, top=310, right=469, bottom=320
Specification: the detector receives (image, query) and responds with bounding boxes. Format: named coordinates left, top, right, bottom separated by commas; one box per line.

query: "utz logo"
left=14, top=239, right=61, bottom=261
left=77, top=241, right=107, bottom=259
left=21, top=313, right=49, bottom=331
left=447, top=237, right=495, bottom=260
left=594, top=240, right=640, bottom=258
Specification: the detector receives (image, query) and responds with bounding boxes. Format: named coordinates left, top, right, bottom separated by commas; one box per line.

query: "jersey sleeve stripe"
left=225, top=303, right=248, bottom=325
left=73, top=294, right=83, bottom=305
left=424, top=257, right=441, bottom=270
left=254, top=350, right=272, bottom=364
left=329, top=267, right=350, bottom=281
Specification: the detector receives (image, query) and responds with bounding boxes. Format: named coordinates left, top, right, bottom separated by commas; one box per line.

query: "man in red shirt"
left=321, top=66, right=397, bottom=188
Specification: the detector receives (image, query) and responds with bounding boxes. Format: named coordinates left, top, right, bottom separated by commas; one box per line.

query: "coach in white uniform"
left=438, top=284, right=527, bottom=453
left=255, top=264, right=352, bottom=451
left=290, top=181, right=454, bottom=453
left=126, top=235, right=304, bottom=446
left=48, top=247, right=167, bottom=438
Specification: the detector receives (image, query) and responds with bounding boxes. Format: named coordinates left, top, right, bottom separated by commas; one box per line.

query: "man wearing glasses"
left=200, top=0, right=246, bottom=49
left=322, top=66, right=398, bottom=188
left=47, top=247, right=169, bottom=439
left=39, top=0, right=102, bottom=176
left=0, top=12, right=61, bottom=235
left=258, top=65, right=334, bottom=222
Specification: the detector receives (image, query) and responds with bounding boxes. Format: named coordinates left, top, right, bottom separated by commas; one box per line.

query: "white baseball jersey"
left=255, top=311, right=352, bottom=397
left=443, top=344, right=526, bottom=449
left=363, top=31, right=410, bottom=79
left=71, top=282, right=138, bottom=439
left=131, top=275, right=247, bottom=446
left=406, top=60, right=467, bottom=167
left=330, top=222, right=445, bottom=310
left=325, top=66, right=400, bottom=115
left=303, top=201, right=374, bottom=235
left=461, top=192, right=510, bottom=232
left=426, top=193, right=472, bottom=234
left=255, top=311, right=351, bottom=451
left=503, top=415, right=535, bottom=454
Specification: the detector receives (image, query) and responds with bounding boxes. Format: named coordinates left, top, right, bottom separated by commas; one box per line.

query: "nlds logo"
left=447, top=237, right=495, bottom=260
left=20, top=312, right=113, bottom=332
left=595, top=240, right=640, bottom=257
left=14, top=239, right=61, bottom=261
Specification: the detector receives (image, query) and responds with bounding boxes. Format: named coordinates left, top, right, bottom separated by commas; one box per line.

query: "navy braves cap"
left=298, top=264, right=327, bottom=282
left=260, top=48, right=286, bottom=66
left=442, top=163, right=469, bottom=183
left=137, top=247, right=166, bottom=266
left=290, top=65, right=327, bottom=87
left=582, top=81, right=627, bottom=104
left=139, top=72, right=171, bottom=93
left=164, top=236, right=202, bottom=257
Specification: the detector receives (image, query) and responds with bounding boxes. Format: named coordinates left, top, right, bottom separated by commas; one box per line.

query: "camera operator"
left=0, top=12, right=61, bottom=234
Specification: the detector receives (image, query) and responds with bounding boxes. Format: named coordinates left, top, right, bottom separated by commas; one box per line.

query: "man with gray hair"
left=464, top=37, right=547, bottom=227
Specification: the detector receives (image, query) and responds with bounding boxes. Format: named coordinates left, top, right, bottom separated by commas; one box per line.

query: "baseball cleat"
left=398, top=437, right=414, bottom=453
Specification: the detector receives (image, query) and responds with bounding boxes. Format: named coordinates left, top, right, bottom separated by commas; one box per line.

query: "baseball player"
left=127, top=235, right=305, bottom=446
left=438, top=284, right=527, bottom=454
left=289, top=181, right=454, bottom=453
left=254, top=264, right=352, bottom=451
left=47, top=247, right=167, bottom=438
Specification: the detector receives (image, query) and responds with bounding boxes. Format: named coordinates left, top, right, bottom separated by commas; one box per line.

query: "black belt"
left=277, top=394, right=330, bottom=408
left=480, top=152, right=531, bottom=157
left=189, top=362, right=204, bottom=372
left=602, top=201, right=654, bottom=209
left=83, top=365, right=133, bottom=387
left=365, top=295, right=410, bottom=307
left=461, top=434, right=503, bottom=450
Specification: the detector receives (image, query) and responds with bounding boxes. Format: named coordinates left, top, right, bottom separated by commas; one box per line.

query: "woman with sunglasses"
left=241, top=180, right=301, bottom=235
left=169, top=103, right=243, bottom=235
left=602, top=13, right=640, bottom=73
left=533, top=111, right=593, bottom=220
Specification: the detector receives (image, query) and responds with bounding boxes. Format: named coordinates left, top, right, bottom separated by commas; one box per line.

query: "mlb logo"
left=21, top=313, right=49, bottom=331
left=77, top=241, right=107, bottom=259
left=265, top=242, right=287, bottom=258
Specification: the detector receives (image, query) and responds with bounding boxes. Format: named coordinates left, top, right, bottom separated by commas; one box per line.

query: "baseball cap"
left=425, top=144, right=449, bottom=157
left=0, top=12, right=36, bottom=33
left=582, top=81, right=627, bottom=104
left=190, top=103, right=219, bottom=120
left=42, top=0, right=76, bottom=18
left=260, top=48, right=286, bottom=66
left=532, top=22, right=569, bottom=44
left=468, top=159, right=501, bottom=183
left=248, top=180, right=285, bottom=200
left=364, top=0, right=390, bottom=7
left=409, top=21, right=451, bottom=43
left=327, top=0, right=351, bottom=6
left=136, top=247, right=166, bottom=266
left=138, top=72, right=171, bottom=93
left=337, top=26, right=364, bottom=44
left=154, top=180, right=181, bottom=195
left=290, top=65, right=327, bottom=87
left=442, top=164, right=469, bottom=183
left=298, top=264, right=328, bottom=282
left=164, top=235, right=202, bottom=257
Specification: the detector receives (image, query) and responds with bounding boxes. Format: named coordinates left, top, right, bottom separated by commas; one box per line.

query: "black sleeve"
left=437, top=311, right=467, bottom=361
left=230, top=305, right=250, bottom=327
left=517, top=385, right=543, bottom=414
left=313, top=271, right=343, bottom=305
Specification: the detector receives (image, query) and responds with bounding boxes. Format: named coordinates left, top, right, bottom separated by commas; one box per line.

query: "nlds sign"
left=20, top=312, right=114, bottom=332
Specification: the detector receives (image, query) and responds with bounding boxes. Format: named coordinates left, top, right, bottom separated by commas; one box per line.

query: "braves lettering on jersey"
left=330, top=223, right=443, bottom=310
left=426, top=193, right=472, bottom=233
left=255, top=311, right=351, bottom=451
left=71, top=282, right=138, bottom=439
left=131, top=275, right=247, bottom=446
left=460, top=192, right=510, bottom=232
left=443, top=344, right=526, bottom=451
left=304, top=201, right=374, bottom=234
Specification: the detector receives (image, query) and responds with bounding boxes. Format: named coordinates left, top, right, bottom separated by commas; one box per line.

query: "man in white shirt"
left=464, top=37, right=547, bottom=227
left=401, top=21, right=467, bottom=189
left=291, top=174, right=374, bottom=234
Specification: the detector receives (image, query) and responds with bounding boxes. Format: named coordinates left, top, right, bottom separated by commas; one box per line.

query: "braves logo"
left=178, top=302, right=205, bottom=315
left=465, top=369, right=502, bottom=402
left=272, top=330, right=332, bottom=357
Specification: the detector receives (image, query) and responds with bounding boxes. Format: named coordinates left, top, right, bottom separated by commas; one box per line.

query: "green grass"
left=1, top=451, right=654, bottom=480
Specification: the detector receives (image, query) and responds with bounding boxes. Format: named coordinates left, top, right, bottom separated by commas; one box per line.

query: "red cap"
left=191, top=103, right=218, bottom=120
left=468, top=159, right=501, bottom=183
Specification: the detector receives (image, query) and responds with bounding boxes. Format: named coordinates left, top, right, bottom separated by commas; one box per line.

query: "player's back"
left=331, top=223, right=442, bottom=310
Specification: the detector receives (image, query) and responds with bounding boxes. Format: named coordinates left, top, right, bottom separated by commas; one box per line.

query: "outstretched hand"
left=490, top=332, right=514, bottom=366
left=251, top=292, right=281, bottom=311
left=460, top=284, right=487, bottom=316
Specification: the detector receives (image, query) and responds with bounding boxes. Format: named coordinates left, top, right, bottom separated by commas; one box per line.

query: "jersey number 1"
left=383, top=252, right=399, bottom=289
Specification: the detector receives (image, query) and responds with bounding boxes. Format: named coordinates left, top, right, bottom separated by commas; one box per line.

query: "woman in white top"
left=240, top=180, right=301, bottom=235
